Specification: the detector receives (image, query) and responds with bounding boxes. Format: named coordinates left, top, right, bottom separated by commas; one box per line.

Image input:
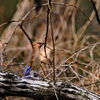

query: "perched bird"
left=25, top=42, right=44, bottom=76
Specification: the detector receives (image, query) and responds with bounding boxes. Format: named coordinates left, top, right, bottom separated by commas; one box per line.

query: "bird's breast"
left=31, top=53, right=41, bottom=72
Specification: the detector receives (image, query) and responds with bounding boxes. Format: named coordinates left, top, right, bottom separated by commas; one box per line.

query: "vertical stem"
left=44, top=0, right=50, bottom=61
left=91, top=0, right=100, bottom=25
left=44, top=0, right=55, bottom=82
left=49, top=0, right=55, bottom=83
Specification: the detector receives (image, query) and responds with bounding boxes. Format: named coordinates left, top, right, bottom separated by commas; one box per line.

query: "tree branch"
left=0, top=71, right=100, bottom=100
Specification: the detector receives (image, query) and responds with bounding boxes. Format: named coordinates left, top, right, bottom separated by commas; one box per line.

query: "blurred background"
left=0, top=0, right=100, bottom=99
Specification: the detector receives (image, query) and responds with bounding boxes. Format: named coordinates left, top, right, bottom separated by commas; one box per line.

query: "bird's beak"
left=38, top=43, right=44, bottom=48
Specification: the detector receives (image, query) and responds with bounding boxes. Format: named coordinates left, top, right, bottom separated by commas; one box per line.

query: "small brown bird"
left=25, top=42, right=44, bottom=76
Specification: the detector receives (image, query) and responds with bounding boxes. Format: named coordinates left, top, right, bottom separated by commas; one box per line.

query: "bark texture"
left=0, top=71, right=100, bottom=100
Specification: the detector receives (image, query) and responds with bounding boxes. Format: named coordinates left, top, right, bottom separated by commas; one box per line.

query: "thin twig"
left=1, top=3, right=48, bottom=52
left=69, top=65, right=84, bottom=86
left=49, top=0, right=56, bottom=83
left=44, top=2, right=50, bottom=61
left=91, top=0, right=100, bottom=25
left=51, top=2, right=91, bottom=22
left=45, top=44, right=95, bottom=78
left=20, top=22, right=33, bottom=49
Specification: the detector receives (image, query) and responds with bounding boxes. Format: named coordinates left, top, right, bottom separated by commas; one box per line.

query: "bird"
left=25, top=42, right=44, bottom=76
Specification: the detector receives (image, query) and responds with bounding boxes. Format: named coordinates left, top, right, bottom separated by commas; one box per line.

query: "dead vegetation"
left=0, top=0, right=100, bottom=95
